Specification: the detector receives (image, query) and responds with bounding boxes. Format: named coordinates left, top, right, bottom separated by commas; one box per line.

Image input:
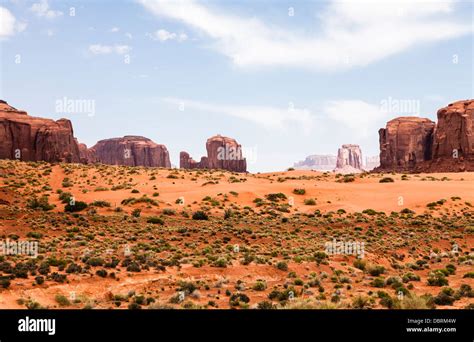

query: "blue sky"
left=1, top=0, right=472, bottom=172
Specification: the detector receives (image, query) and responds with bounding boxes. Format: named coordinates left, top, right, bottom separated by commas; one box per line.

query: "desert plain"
left=0, top=160, right=472, bottom=309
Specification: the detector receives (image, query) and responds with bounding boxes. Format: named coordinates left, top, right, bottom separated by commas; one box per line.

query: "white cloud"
left=139, top=0, right=472, bottom=71
left=125, top=32, right=133, bottom=39
left=0, top=6, right=27, bottom=39
left=109, top=27, right=120, bottom=33
left=147, top=29, right=188, bottom=42
left=162, top=97, right=313, bottom=131
left=323, top=100, right=387, bottom=138
left=89, top=44, right=132, bottom=55
left=30, top=0, right=63, bottom=19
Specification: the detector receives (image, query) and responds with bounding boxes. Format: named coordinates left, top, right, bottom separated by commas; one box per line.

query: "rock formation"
left=77, top=141, right=97, bottom=164
left=378, top=117, right=435, bottom=171
left=335, top=144, right=363, bottom=170
left=0, top=100, right=81, bottom=163
left=432, top=100, right=474, bottom=162
left=90, top=136, right=171, bottom=168
left=293, top=155, right=337, bottom=171
left=180, top=135, right=247, bottom=172
left=376, top=100, right=474, bottom=172
left=333, top=144, right=365, bottom=174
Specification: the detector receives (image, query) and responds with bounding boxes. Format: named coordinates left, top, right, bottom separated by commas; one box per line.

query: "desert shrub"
left=192, top=211, right=209, bottom=220
left=253, top=280, right=267, bottom=291
left=400, top=208, right=415, bottom=214
left=257, top=301, right=276, bottom=309
left=229, top=293, right=250, bottom=307
left=96, top=269, right=108, bottom=278
left=147, top=216, right=164, bottom=225
left=66, top=263, right=82, bottom=274
left=27, top=196, right=54, bottom=211
left=427, top=271, right=449, bottom=286
left=35, top=276, right=44, bottom=285
left=86, top=257, right=104, bottom=267
left=353, top=259, right=366, bottom=271
left=400, top=294, right=432, bottom=309
left=55, top=294, right=71, bottom=307
left=131, top=208, right=141, bottom=218
left=224, top=209, right=233, bottom=220
left=304, top=199, right=316, bottom=205
left=64, top=201, right=88, bottom=212
left=213, top=258, right=227, bottom=268
left=370, top=277, right=385, bottom=288
left=276, top=261, right=288, bottom=271
left=91, top=200, right=111, bottom=207
left=379, top=177, right=394, bottom=183
left=162, top=209, right=175, bottom=216
left=126, top=262, right=141, bottom=272
left=433, top=288, right=455, bottom=306
left=293, top=188, right=306, bottom=195
left=265, top=193, right=287, bottom=202
left=352, top=295, right=372, bottom=309
left=367, top=265, right=385, bottom=276
left=463, top=272, right=474, bottom=278
left=26, top=231, right=43, bottom=239
left=0, top=276, right=11, bottom=289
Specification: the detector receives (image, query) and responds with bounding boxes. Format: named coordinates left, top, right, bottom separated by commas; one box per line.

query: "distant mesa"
left=87, top=136, right=171, bottom=168
left=293, top=155, right=337, bottom=171
left=376, top=99, right=474, bottom=172
left=0, top=100, right=81, bottom=163
left=180, top=135, right=247, bottom=173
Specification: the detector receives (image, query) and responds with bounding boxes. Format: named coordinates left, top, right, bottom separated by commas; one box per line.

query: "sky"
left=0, top=0, right=473, bottom=172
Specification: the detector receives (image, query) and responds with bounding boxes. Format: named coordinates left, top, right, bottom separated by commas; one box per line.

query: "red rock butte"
left=180, top=134, right=247, bottom=173
left=376, top=99, right=474, bottom=172
left=87, top=136, right=171, bottom=168
left=0, top=100, right=81, bottom=163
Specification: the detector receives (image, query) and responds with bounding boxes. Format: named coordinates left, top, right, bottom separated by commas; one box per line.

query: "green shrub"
left=276, top=261, right=288, bottom=271
left=147, top=216, right=164, bottom=225
left=64, top=201, right=88, bottom=212
left=379, top=177, right=394, bottom=183
left=27, top=196, right=54, bottom=211
left=192, top=211, right=209, bottom=220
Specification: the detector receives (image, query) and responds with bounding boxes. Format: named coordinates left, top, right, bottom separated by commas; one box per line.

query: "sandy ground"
left=0, top=160, right=472, bottom=309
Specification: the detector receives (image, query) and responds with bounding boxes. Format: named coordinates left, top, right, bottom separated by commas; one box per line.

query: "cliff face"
left=432, top=100, right=474, bottom=160
left=335, top=144, right=363, bottom=169
left=0, top=100, right=81, bottom=163
left=377, top=117, right=435, bottom=171
left=377, top=100, right=474, bottom=172
left=90, top=136, right=171, bottom=168
left=180, top=135, right=247, bottom=172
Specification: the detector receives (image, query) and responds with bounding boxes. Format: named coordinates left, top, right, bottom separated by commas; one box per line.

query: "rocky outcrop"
left=335, top=144, right=363, bottom=170
left=180, top=135, right=247, bottom=172
left=77, top=141, right=97, bottom=164
left=293, top=155, right=337, bottom=171
left=377, top=100, right=474, bottom=172
left=432, top=100, right=474, bottom=160
left=377, top=117, right=435, bottom=171
left=0, top=100, right=81, bottom=163
left=90, top=136, right=171, bottom=168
